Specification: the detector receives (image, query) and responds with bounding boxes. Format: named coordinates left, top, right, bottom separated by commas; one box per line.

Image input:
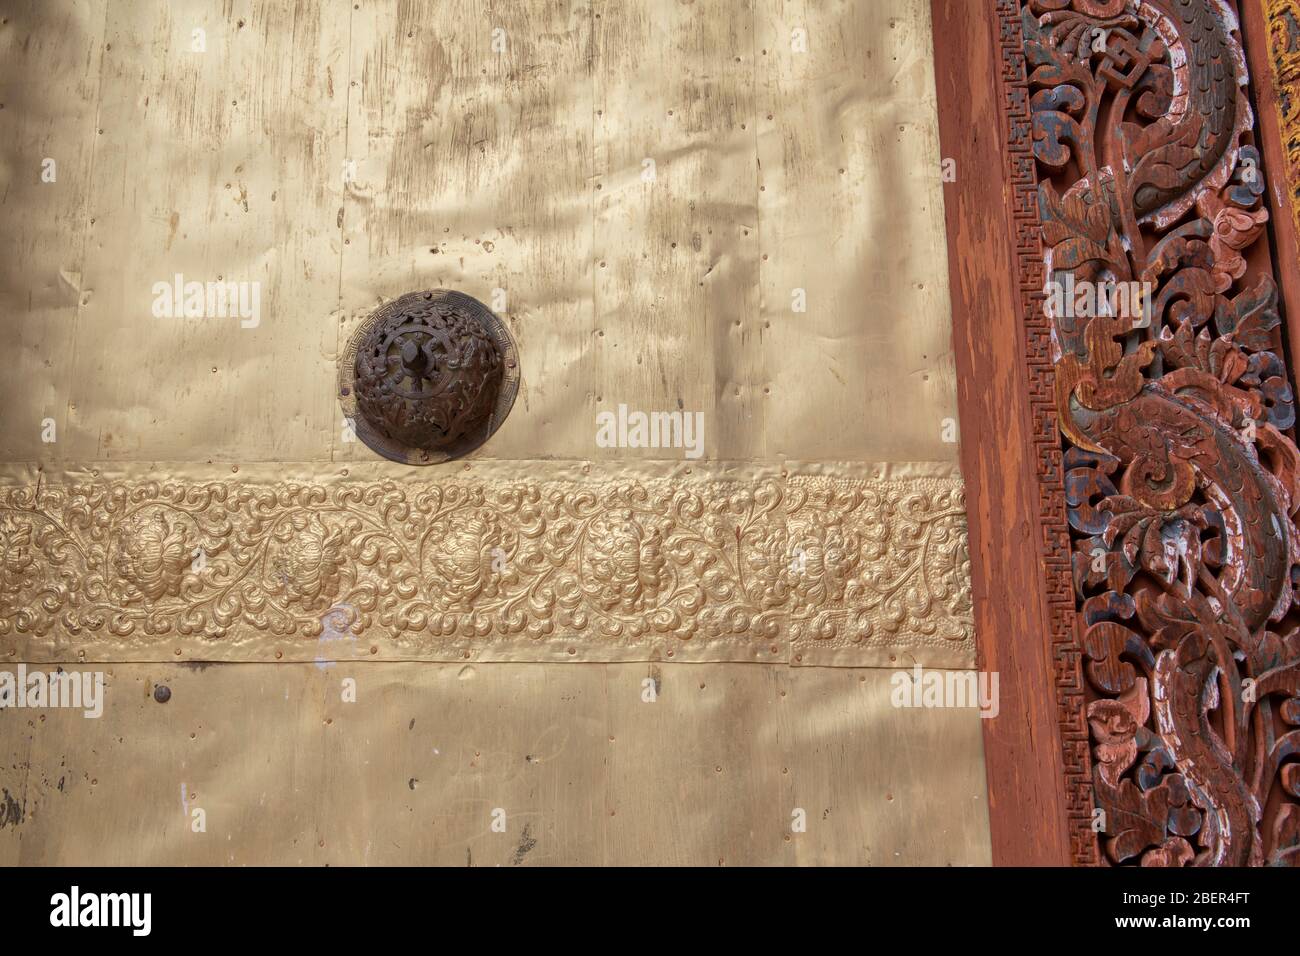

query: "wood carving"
left=1265, top=0, right=1300, bottom=247
left=1012, top=0, right=1300, bottom=864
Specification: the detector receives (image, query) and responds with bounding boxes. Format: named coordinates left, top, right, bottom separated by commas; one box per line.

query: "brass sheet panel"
left=0, top=0, right=989, bottom=866
left=0, top=0, right=958, bottom=467
left=0, top=0, right=969, bottom=669
left=0, top=662, right=991, bottom=866
left=0, top=461, right=973, bottom=668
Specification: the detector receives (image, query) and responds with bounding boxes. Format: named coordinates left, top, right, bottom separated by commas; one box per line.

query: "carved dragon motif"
left=1025, top=0, right=1300, bottom=865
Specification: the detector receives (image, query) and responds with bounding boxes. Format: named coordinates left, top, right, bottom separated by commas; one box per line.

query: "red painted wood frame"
left=934, top=0, right=1300, bottom=866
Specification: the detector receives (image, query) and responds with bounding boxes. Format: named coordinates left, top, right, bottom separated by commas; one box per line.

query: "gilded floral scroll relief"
left=0, top=473, right=973, bottom=667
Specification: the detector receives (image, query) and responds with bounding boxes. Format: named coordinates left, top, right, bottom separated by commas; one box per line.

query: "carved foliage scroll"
left=1015, top=0, right=1300, bottom=864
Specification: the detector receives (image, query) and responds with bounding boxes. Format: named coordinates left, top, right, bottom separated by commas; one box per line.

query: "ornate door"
left=3, top=0, right=1297, bottom=869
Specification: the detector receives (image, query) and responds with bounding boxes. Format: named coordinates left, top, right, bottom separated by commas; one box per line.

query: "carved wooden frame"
left=936, top=0, right=1300, bottom=866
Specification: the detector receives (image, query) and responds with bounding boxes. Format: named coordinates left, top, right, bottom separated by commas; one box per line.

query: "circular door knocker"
left=339, top=290, right=520, bottom=465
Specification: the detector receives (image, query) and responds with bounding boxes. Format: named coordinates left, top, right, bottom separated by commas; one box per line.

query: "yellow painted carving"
left=1266, top=0, right=1300, bottom=246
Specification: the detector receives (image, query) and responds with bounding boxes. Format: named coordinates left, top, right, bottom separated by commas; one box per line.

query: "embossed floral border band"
left=0, top=461, right=974, bottom=667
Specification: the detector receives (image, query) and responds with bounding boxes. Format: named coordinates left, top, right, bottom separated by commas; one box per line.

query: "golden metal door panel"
left=1, top=0, right=957, bottom=467
left=0, top=0, right=989, bottom=866
left=0, top=663, right=990, bottom=866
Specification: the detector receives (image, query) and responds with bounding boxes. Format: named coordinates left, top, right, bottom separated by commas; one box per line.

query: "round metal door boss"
left=339, top=290, right=519, bottom=464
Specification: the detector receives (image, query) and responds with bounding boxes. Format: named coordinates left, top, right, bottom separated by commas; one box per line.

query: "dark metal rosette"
left=339, top=290, right=519, bottom=464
